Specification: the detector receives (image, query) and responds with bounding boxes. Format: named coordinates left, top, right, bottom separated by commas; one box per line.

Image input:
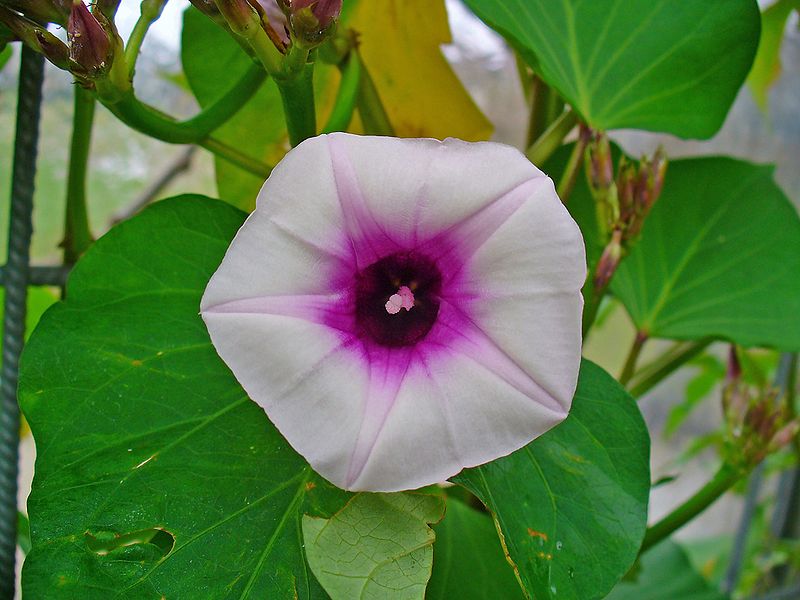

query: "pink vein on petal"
left=438, top=298, right=566, bottom=415
left=345, top=346, right=414, bottom=488
left=327, top=135, right=399, bottom=268
left=419, top=176, right=549, bottom=274
left=202, top=294, right=354, bottom=334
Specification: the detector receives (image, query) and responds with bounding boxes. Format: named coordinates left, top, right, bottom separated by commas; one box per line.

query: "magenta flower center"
left=354, top=252, right=442, bottom=348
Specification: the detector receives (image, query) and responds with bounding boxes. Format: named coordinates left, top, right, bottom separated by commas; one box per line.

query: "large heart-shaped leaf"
left=453, top=360, right=650, bottom=600
left=612, top=158, right=800, bottom=350
left=427, top=497, right=524, bottom=599
left=462, top=0, right=760, bottom=138
left=20, top=196, right=350, bottom=598
left=607, top=541, right=727, bottom=600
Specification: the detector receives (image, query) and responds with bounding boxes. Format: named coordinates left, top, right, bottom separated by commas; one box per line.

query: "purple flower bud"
left=291, top=0, right=341, bottom=28
left=593, top=228, right=622, bottom=291
left=587, top=131, right=613, bottom=192
left=2, top=0, right=70, bottom=26
left=0, top=5, right=70, bottom=69
left=769, top=420, right=800, bottom=452
left=67, top=0, right=111, bottom=74
left=615, top=157, right=636, bottom=228
left=725, top=345, right=741, bottom=382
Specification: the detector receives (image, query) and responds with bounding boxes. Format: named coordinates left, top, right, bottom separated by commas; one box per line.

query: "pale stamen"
left=385, top=285, right=415, bottom=314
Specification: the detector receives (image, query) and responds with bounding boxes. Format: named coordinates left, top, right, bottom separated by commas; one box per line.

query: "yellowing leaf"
left=346, top=0, right=492, bottom=140
left=747, top=0, right=800, bottom=111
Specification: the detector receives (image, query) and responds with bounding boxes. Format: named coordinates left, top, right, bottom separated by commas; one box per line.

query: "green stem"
left=200, top=138, right=271, bottom=177
left=619, top=331, right=648, bottom=386
left=526, top=76, right=548, bottom=147
left=63, top=85, right=96, bottom=264
left=356, top=51, right=394, bottom=136
left=556, top=134, right=587, bottom=202
left=628, top=339, right=712, bottom=399
left=582, top=278, right=608, bottom=339
left=276, top=61, right=317, bottom=146
left=641, top=463, right=745, bottom=553
left=124, top=0, right=165, bottom=79
left=526, top=108, right=577, bottom=165
left=97, top=65, right=271, bottom=176
left=323, top=51, right=361, bottom=133
left=526, top=75, right=565, bottom=149
left=100, top=63, right=266, bottom=143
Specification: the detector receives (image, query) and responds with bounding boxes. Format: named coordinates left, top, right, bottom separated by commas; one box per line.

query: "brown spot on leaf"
left=527, top=528, right=548, bottom=541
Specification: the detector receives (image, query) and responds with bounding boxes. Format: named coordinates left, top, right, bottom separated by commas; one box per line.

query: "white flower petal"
left=202, top=311, right=366, bottom=487
left=351, top=349, right=566, bottom=491
left=326, top=133, right=547, bottom=245
left=201, top=133, right=586, bottom=492
left=201, top=136, right=348, bottom=310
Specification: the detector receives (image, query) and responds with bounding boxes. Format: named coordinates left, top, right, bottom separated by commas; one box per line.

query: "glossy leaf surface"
left=612, top=158, right=800, bottom=350
left=463, top=0, right=760, bottom=138
left=607, top=541, right=727, bottom=600
left=427, top=498, right=524, bottom=599
left=20, top=196, right=350, bottom=598
left=453, top=360, right=650, bottom=600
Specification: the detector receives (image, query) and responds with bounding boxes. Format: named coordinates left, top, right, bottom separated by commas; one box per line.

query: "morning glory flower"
left=201, top=133, right=585, bottom=492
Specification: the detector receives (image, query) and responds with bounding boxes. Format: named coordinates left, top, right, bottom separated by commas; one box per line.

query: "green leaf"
left=607, top=541, right=727, bottom=600
left=452, top=360, right=650, bottom=600
left=303, top=492, right=444, bottom=600
left=747, top=0, right=800, bottom=111
left=612, top=157, right=800, bottom=350
left=20, top=196, right=351, bottom=598
left=0, top=44, right=11, bottom=72
left=17, top=512, right=31, bottom=555
left=462, top=0, right=760, bottom=138
left=427, top=498, right=524, bottom=600
left=181, top=8, right=286, bottom=211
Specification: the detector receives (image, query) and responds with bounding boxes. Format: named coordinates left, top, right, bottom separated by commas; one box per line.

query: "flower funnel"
left=201, top=133, right=585, bottom=492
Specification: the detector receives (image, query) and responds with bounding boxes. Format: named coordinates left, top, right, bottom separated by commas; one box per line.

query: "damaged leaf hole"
left=85, top=527, right=175, bottom=559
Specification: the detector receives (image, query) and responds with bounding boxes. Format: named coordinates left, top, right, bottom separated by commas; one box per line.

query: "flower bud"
left=2, top=0, right=70, bottom=25
left=616, top=157, right=637, bottom=228
left=635, top=147, right=667, bottom=213
left=68, top=0, right=112, bottom=75
left=291, top=0, right=341, bottom=28
left=284, top=0, right=341, bottom=47
left=768, top=420, right=800, bottom=452
left=0, top=5, right=70, bottom=69
left=587, top=131, right=613, bottom=192
left=594, top=228, right=623, bottom=291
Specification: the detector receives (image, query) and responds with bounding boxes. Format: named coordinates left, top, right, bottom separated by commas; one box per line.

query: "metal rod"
left=0, top=266, right=70, bottom=288
left=0, top=46, right=44, bottom=598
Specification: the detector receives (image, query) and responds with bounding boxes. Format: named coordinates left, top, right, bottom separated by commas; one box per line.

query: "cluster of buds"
left=583, top=125, right=667, bottom=292
left=722, top=347, right=799, bottom=468
left=277, top=0, right=342, bottom=48
left=192, top=0, right=341, bottom=57
left=0, top=0, right=123, bottom=86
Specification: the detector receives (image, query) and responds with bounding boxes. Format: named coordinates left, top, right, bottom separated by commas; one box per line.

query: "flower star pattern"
left=201, top=133, right=586, bottom=492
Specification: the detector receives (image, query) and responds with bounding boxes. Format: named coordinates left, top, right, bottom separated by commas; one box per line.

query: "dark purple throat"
left=354, top=252, right=442, bottom=347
